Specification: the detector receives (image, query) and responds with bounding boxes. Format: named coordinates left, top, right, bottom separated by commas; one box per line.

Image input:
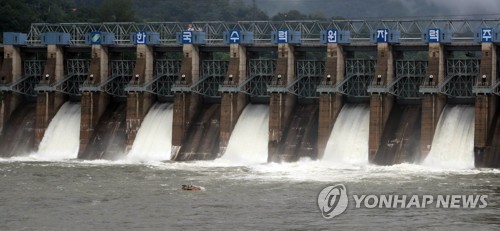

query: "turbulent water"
left=0, top=104, right=498, bottom=230
left=323, top=104, right=370, bottom=165
left=35, top=102, right=81, bottom=160
left=218, top=104, right=269, bottom=165
left=127, top=103, right=174, bottom=162
left=424, top=105, right=475, bottom=169
left=0, top=159, right=498, bottom=230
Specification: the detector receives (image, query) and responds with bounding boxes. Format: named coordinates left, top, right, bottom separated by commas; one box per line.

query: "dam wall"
left=1, top=20, right=499, bottom=167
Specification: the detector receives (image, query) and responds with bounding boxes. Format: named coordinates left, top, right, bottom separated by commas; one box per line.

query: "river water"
left=0, top=158, right=498, bottom=230
left=1, top=103, right=498, bottom=230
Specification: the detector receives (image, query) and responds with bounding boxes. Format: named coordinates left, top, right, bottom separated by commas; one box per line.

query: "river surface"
left=0, top=158, right=498, bottom=230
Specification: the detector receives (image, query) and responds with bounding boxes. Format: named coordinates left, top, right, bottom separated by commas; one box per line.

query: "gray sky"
left=401, top=0, right=500, bottom=16
left=255, top=0, right=500, bottom=18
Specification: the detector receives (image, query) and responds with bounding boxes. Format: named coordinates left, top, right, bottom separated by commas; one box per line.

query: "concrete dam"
left=0, top=19, right=499, bottom=168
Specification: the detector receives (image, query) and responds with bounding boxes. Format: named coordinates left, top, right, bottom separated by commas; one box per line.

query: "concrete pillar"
left=220, top=44, right=248, bottom=155
left=126, top=44, right=154, bottom=149
left=420, top=43, right=447, bottom=161
left=78, top=45, right=110, bottom=158
left=35, top=45, right=66, bottom=150
left=475, top=43, right=498, bottom=167
left=317, top=43, right=344, bottom=159
left=0, top=45, right=23, bottom=135
left=268, top=43, right=296, bottom=162
left=0, top=46, right=22, bottom=83
left=475, top=43, right=497, bottom=148
left=475, top=95, right=496, bottom=148
left=368, top=43, right=394, bottom=162
left=171, top=44, right=201, bottom=160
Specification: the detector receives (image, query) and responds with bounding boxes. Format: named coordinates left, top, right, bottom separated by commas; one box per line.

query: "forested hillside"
left=1, top=0, right=499, bottom=33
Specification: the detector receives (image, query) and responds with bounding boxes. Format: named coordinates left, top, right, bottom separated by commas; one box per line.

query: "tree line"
left=0, top=0, right=342, bottom=33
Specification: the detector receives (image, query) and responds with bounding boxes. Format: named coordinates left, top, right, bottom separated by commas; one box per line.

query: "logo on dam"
left=317, top=184, right=348, bottom=219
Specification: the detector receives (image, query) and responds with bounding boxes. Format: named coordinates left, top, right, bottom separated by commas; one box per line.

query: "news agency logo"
left=317, top=184, right=348, bottom=219
left=317, top=184, right=489, bottom=219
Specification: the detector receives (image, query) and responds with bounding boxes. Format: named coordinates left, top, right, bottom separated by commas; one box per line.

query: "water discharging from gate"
left=322, top=104, right=370, bottom=165
left=36, top=102, right=81, bottom=160
left=218, top=104, right=269, bottom=165
left=423, top=105, right=475, bottom=169
left=127, top=103, right=174, bottom=161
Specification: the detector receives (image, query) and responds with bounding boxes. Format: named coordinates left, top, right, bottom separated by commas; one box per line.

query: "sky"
left=402, top=0, right=500, bottom=16
left=254, top=0, right=500, bottom=19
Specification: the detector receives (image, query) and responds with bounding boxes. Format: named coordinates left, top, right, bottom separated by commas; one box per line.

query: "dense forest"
left=0, top=0, right=342, bottom=33
left=1, top=0, right=499, bottom=34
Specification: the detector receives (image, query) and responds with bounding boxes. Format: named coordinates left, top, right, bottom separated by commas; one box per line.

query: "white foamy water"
left=35, top=102, right=81, bottom=160
left=138, top=157, right=500, bottom=184
left=424, top=105, right=475, bottom=169
left=127, top=103, right=174, bottom=161
left=322, top=104, right=370, bottom=165
left=1, top=159, right=498, bottom=231
left=217, top=104, right=269, bottom=165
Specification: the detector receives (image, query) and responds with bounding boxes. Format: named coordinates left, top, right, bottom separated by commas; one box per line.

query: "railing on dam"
left=26, top=19, right=500, bottom=45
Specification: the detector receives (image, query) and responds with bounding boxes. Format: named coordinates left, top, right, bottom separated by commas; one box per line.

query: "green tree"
left=0, top=0, right=38, bottom=33
left=308, top=12, right=327, bottom=21
left=0, top=0, right=97, bottom=39
left=98, top=0, right=135, bottom=22
left=133, top=0, right=268, bottom=22
left=33, top=0, right=73, bottom=23
left=271, top=10, right=308, bottom=21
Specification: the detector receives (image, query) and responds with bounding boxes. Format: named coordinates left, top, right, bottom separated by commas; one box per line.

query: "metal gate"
left=61, top=59, right=90, bottom=95
left=291, top=60, right=324, bottom=98
left=0, top=60, right=46, bottom=96
left=154, top=59, right=181, bottom=96
left=343, top=59, right=376, bottom=97
left=391, top=60, right=427, bottom=99
left=244, top=59, right=276, bottom=97
left=104, top=60, right=136, bottom=97
left=192, top=60, right=228, bottom=97
left=444, top=59, right=480, bottom=98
